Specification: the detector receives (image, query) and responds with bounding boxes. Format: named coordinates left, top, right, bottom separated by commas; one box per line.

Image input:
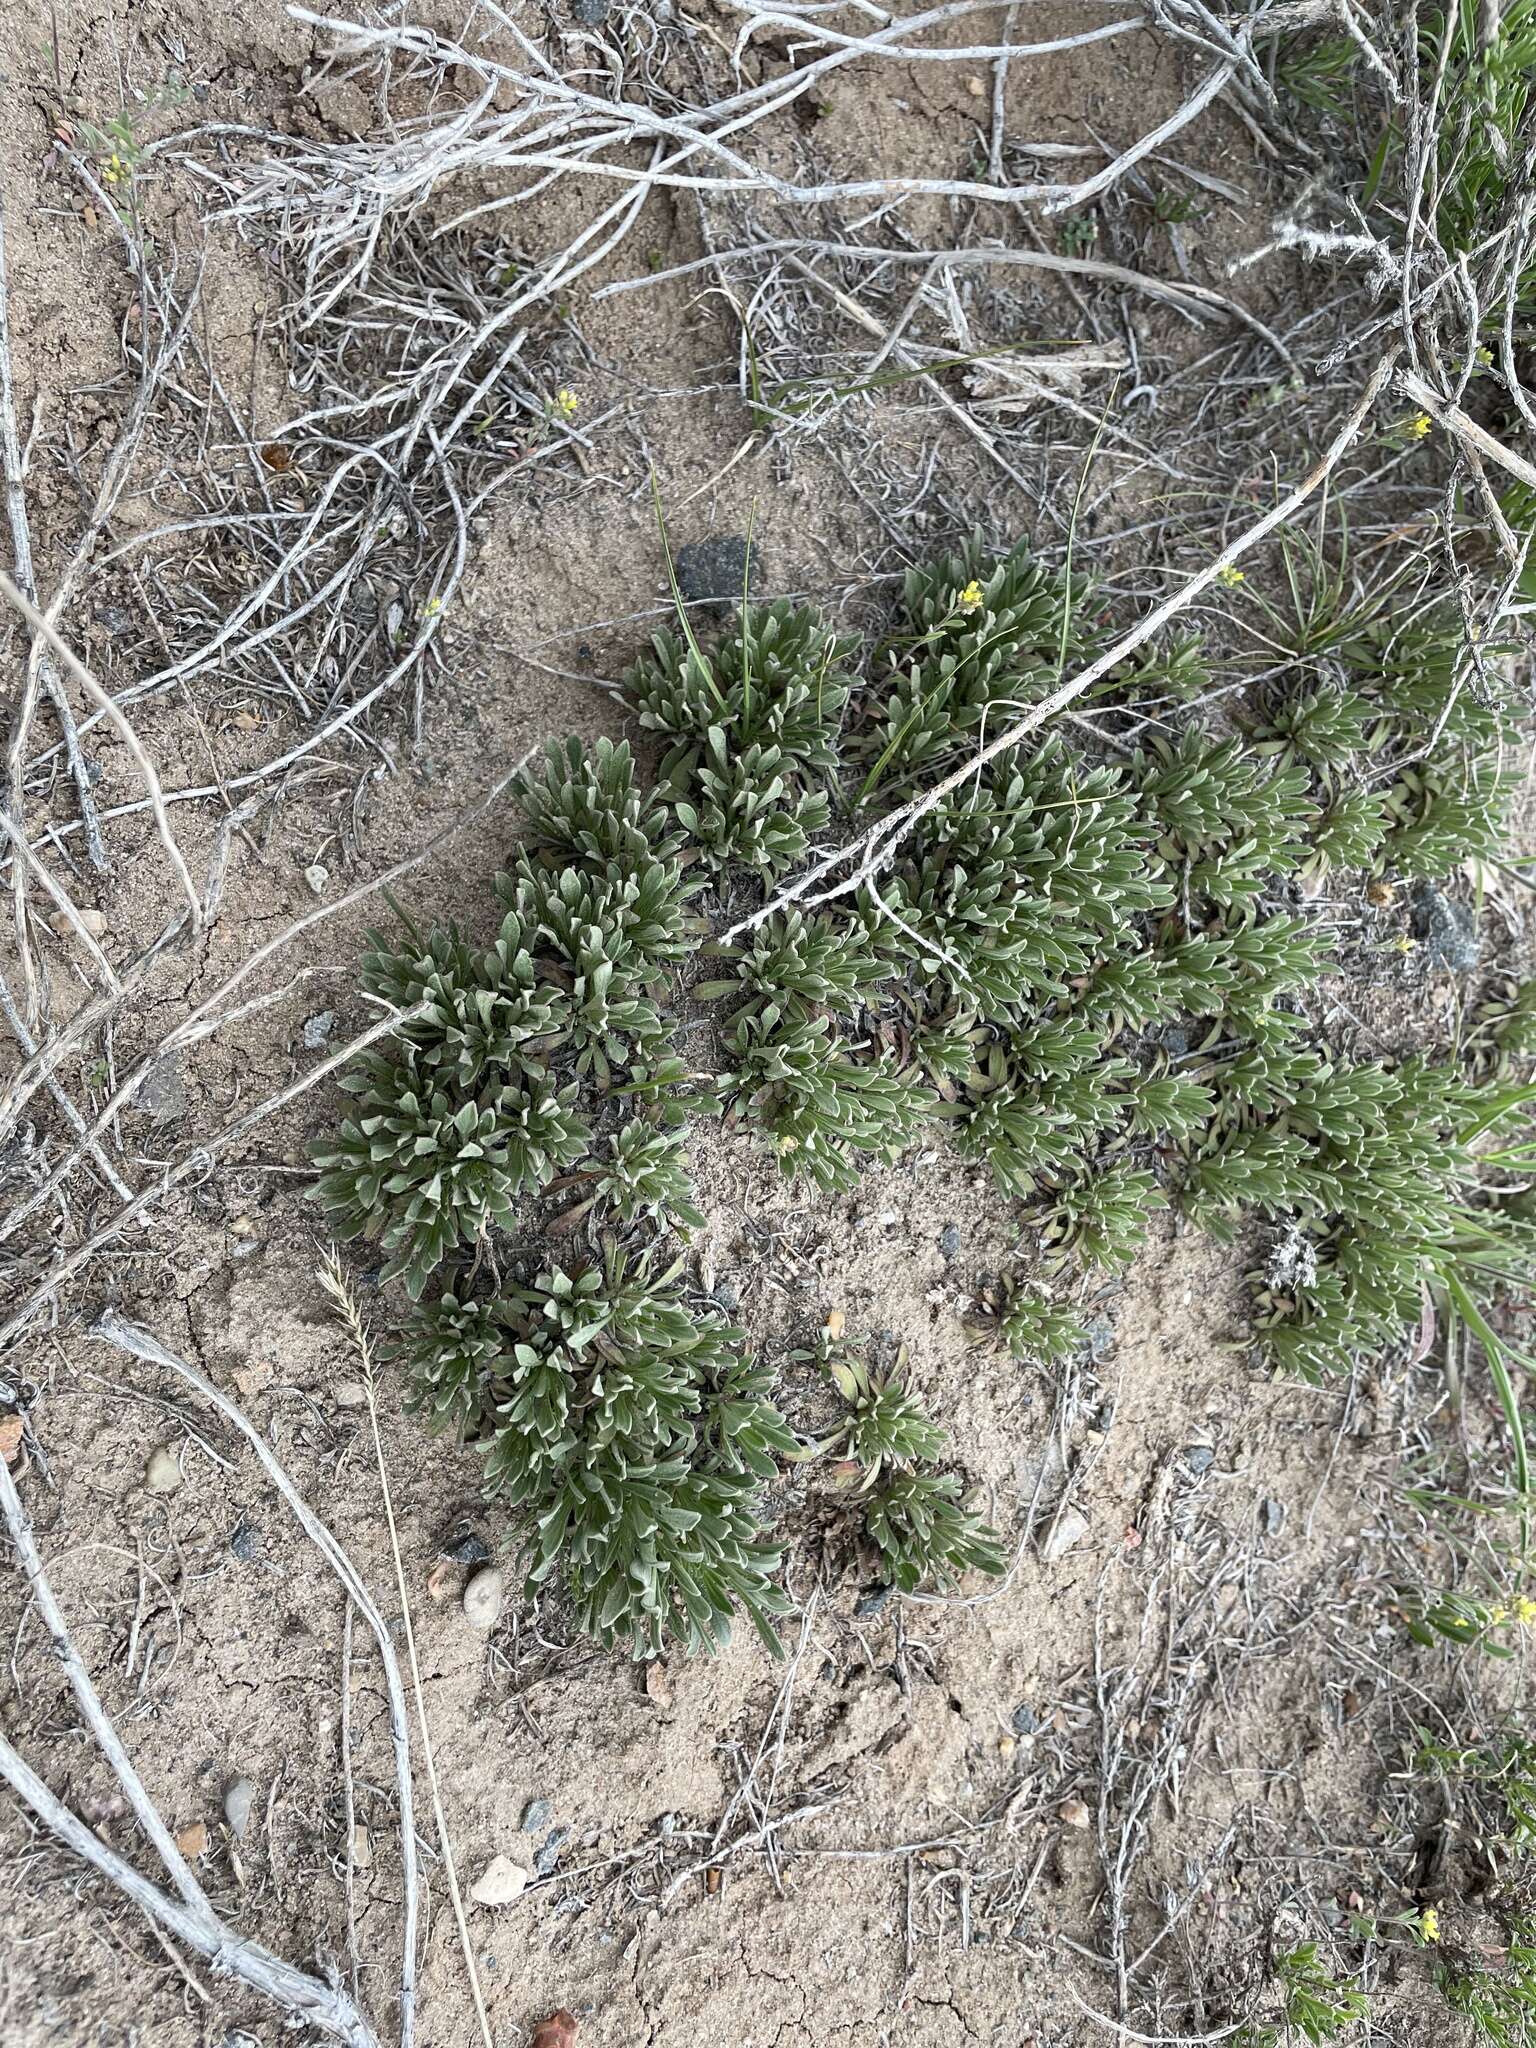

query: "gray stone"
left=444, top=1531, right=492, bottom=1566
left=521, top=1797, right=554, bottom=1833
left=534, top=1825, right=572, bottom=1878
left=302, top=1010, right=335, bottom=1050
left=1411, top=882, right=1480, bottom=974
left=469, top=1854, right=529, bottom=1906
left=1040, top=1508, right=1090, bottom=1562
left=939, top=1222, right=961, bottom=1259
left=224, top=1777, right=256, bottom=1840
left=570, top=0, right=610, bottom=20
left=854, top=1583, right=894, bottom=1619
left=1011, top=1703, right=1038, bottom=1735
left=228, top=1519, right=260, bottom=1562
left=1261, top=1497, right=1286, bottom=1536
left=461, top=1566, right=504, bottom=1630
left=1185, top=1445, right=1215, bottom=1476
left=135, top=1057, right=187, bottom=1125
left=144, top=1446, right=182, bottom=1495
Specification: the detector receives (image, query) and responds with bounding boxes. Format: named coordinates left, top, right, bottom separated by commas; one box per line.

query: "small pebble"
left=144, top=1446, right=182, bottom=1495
left=302, top=1010, right=335, bottom=1050
left=224, top=1777, right=256, bottom=1840
left=50, top=906, right=109, bottom=941
left=535, top=1825, right=572, bottom=1878
left=444, top=1531, right=491, bottom=1566
left=1185, top=1445, right=1215, bottom=1476
left=228, top=1519, right=260, bottom=1562
left=175, top=1819, right=209, bottom=1858
left=334, top=1381, right=367, bottom=1409
left=1040, top=1508, right=1090, bottom=1562
left=469, top=1854, right=529, bottom=1907
left=521, top=1797, right=554, bottom=1833
left=1261, top=1497, right=1286, bottom=1536
left=939, top=1222, right=961, bottom=1259
left=461, top=1566, right=504, bottom=1630
left=854, top=1582, right=894, bottom=1619
left=304, top=863, right=330, bottom=897
left=1011, top=1703, right=1038, bottom=1735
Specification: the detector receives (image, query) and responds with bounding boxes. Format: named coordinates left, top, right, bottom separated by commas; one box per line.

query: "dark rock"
left=443, top=1531, right=492, bottom=1566
left=1185, top=1445, right=1215, bottom=1476
left=1011, top=1703, right=1038, bottom=1735
left=675, top=533, right=757, bottom=610
left=1411, top=882, right=1480, bottom=974
left=93, top=602, right=133, bottom=636
left=1261, top=1497, right=1285, bottom=1536
left=521, top=1796, right=554, bottom=1833
left=134, top=1056, right=187, bottom=1125
left=534, top=1824, right=571, bottom=1877
left=939, top=1222, right=961, bottom=1259
left=570, top=0, right=610, bottom=20
left=229, top=1519, right=260, bottom=1562
left=854, top=1582, right=894, bottom=1619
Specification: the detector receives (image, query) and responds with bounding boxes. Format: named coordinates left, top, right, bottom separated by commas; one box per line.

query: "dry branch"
left=90, top=1311, right=420, bottom=2047
left=0, top=1439, right=383, bottom=2048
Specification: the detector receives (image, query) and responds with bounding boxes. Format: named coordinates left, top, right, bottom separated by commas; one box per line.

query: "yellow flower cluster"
left=958, top=579, right=984, bottom=611
left=1420, top=1907, right=1440, bottom=1944
left=1489, top=1595, right=1536, bottom=1626
left=553, top=387, right=581, bottom=420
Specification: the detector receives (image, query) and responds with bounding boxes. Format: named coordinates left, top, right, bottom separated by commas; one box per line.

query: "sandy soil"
left=0, top=4, right=1518, bottom=2047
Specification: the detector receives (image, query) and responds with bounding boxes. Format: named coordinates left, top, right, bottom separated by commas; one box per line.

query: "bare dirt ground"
left=0, top=3, right=1530, bottom=2046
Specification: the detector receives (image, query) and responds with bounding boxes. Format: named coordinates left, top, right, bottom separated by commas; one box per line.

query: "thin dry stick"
left=593, top=237, right=1295, bottom=366
left=0, top=1731, right=380, bottom=2047
left=89, top=1311, right=419, bottom=2048
left=723, top=347, right=1401, bottom=942
left=0, top=568, right=201, bottom=932
left=0, top=1448, right=218, bottom=1921
left=0, top=196, right=106, bottom=873
left=1397, top=366, right=1536, bottom=491
left=318, top=1252, right=495, bottom=2048
left=1042, top=51, right=1241, bottom=215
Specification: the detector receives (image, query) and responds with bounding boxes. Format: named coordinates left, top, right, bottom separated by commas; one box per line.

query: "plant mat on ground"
left=312, top=527, right=1536, bottom=1688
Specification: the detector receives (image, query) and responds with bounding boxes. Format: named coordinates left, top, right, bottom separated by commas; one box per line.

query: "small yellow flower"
left=553, top=387, right=580, bottom=419
left=1420, top=1907, right=1440, bottom=1944
left=1515, top=1595, right=1536, bottom=1626
left=1217, top=565, right=1245, bottom=589
left=1490, top=1603, right=1511, bottom=1625
left=102, top=152, right=126, bottom=186
left=1408, top=412, right=1432, bottom=440
left=419, top=596, right=444, bottom=620
left=958, top=579, right=984, bottom=611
